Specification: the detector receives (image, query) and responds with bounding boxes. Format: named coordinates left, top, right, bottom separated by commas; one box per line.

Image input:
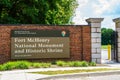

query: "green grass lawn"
left=101, top=45, right=108, bottom=49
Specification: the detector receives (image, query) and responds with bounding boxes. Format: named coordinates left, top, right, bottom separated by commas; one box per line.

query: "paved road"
left=44, top=75, right=120, bottom=80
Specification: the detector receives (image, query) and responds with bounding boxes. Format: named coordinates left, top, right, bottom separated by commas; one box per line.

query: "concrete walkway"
left=0, top=72, right=49, bottom=80
left=0, top=64, right=120, bottom=80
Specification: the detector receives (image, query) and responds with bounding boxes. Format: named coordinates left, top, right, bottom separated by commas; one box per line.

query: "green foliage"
left=101, top=28, right=114, bottom=45
left=0, top=61, right=30, bottom=70
left=13, top=61, right=31, bottom=69
left=0, top=61, right=96, bottom=71
left=32, top=63, right=42, bottom=68
left=56, top=61, right=66, bottom=67
left=68, top=61, right=82, bottom=67
left=0, top=0, right=77, bottom=24
left=56, top=61, right=89, bottom=67
left=67, top=61, right=75, bottom=67
left=40, top=63, right=51, bottom=68
left=81, top=61, right=89, bottom=67
left=0, top=65, right=3, bottom=71
left=73, top=61, right=81, bottom=67
left=1, top=62, right=15, bottom=70
left=51, top=61, right=56, bottom=65
left=101, top=45, right=108, bottom=49
left=89, top=62, right=96, bottom=66
left=32, top=62, right=51, bottom=68
left=68, top=61, right=89, bottom=67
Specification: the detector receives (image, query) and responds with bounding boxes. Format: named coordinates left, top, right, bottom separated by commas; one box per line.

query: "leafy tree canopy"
left=101, top=28, right=114, bottom=45
left=0, top=0, right=77, bottom=24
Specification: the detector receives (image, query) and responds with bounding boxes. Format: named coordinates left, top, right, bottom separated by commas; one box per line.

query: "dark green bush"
left=51, top=61, right=56, bottom=65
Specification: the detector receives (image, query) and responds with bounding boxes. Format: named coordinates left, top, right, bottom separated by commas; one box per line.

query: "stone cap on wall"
left=113, top=18, right=120, bottom=23
left=113, top=18, right=120, bottom=28
left=86, top=18, right=104, bottom=23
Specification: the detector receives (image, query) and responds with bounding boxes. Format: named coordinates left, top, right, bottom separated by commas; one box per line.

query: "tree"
left=0, top=0, right=77, bottom=24
left=101, top=28, right=114, bottom=45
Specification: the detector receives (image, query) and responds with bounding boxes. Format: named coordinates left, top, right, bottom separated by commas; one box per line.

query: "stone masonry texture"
left=0, top=25, right=91, bottom=64
left=113, top=18, right=120, bottom=62
left=86, top=18, right=104, bottom=63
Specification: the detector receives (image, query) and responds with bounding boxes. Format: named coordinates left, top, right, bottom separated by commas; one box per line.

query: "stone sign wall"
left=0, top=25, right=91, bottom=64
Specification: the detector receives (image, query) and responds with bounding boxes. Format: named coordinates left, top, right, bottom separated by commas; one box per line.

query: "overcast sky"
left=72, top=0, right=120, bottom=30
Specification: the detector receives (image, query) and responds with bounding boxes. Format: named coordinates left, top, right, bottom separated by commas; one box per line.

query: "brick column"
left=86, top=18, right=104, bottom=63
left=113, top=18, right=120, bottom=62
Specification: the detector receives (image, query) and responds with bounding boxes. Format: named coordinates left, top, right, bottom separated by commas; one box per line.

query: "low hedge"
left=55, top=61, right=94, bottom=67
left=0, top=61, right=96, bottom=71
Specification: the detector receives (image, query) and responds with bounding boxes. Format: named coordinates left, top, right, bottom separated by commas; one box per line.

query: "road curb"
left=37, top=70, right=120, bottom=80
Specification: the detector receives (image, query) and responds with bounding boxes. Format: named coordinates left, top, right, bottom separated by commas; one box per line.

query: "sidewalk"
left=0, top=63, right=120, bottom=80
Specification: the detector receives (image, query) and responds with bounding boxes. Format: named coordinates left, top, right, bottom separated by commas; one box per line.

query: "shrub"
left=56, top=61, right=66, bottom=67
left=67, top=61, right=74, bottom=67
left=73, top=61, right=84, bottom=67
left=32, top=62, right=51, bottom=68
left=81, top=61, right=89, bottom=67
left=41, top=63, right=51, bottom=68
left=32, top=63, right=42, bottom=68
left=0, top=65, right=2, bottom=71
left=68, top=61, right=84, bottom=67
left=51, top=61, right=56, bottom=65
left=89, top=62, right=96, bottom=66
left=67, top=61, right=89, bottom=67
left=0, top=60, right=96, bottom=71
left=14, top=61, right=31, bottom=69
left=56, top=61, right=90, bottom=67
left=2, top=62, right=15, bottom=70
